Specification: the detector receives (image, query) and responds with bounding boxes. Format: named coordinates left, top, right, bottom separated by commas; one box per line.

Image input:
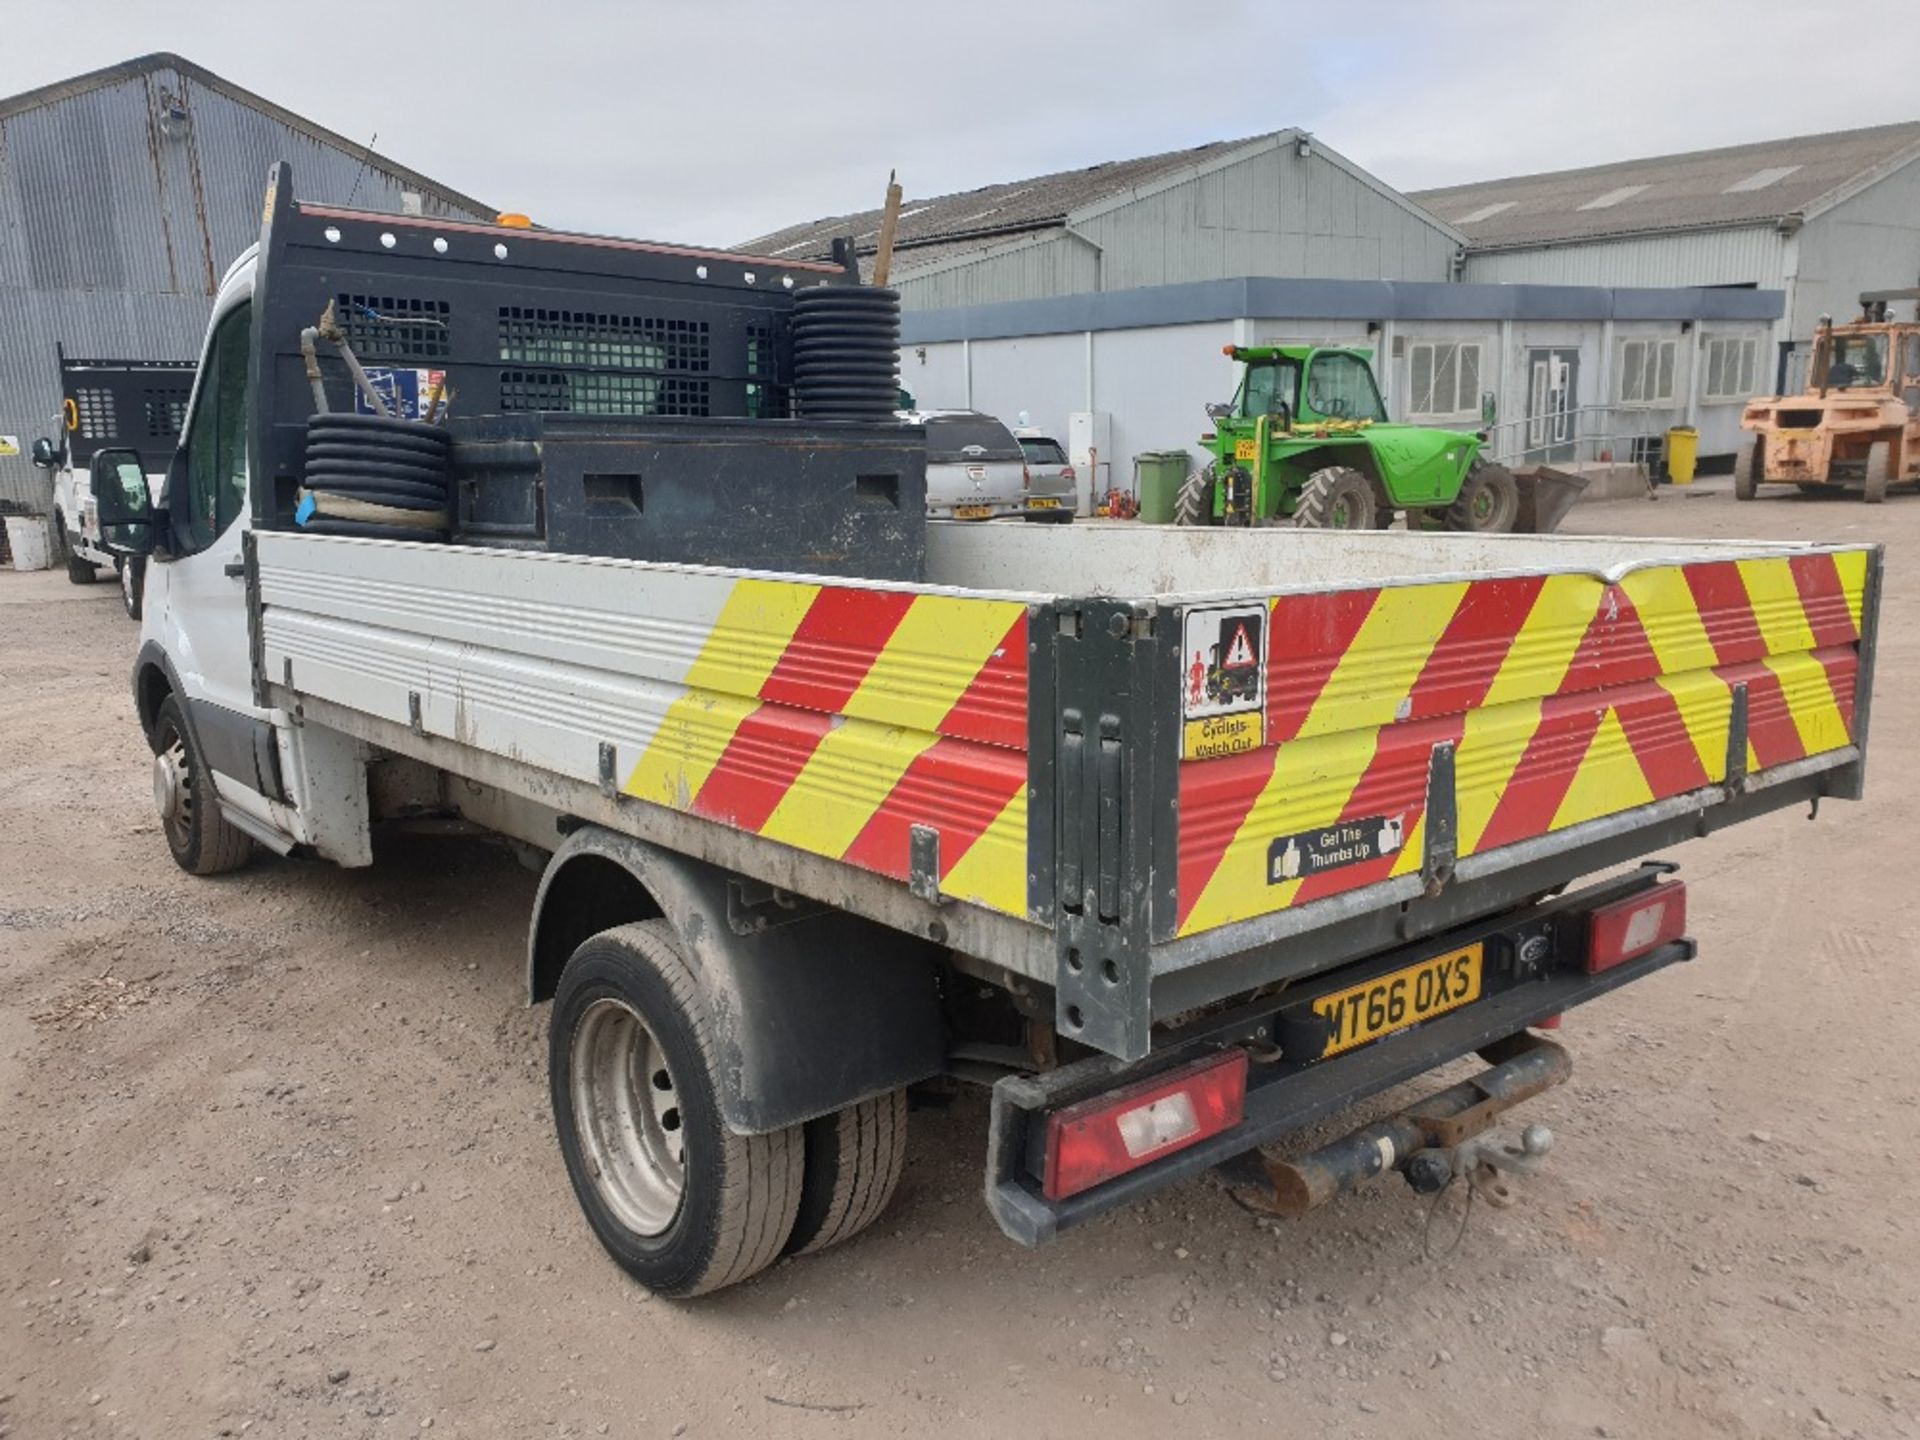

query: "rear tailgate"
left=1172, top=547, right=1876, bottom=938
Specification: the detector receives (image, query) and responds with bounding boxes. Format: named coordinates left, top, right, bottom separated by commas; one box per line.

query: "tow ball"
left=1228, top=1033, right=1570, bottom=1217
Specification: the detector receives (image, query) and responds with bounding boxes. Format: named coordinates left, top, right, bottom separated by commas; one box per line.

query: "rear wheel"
left=1736, top=441, right=1761, bottom=501
left=151, top=696, right=254, bottom=876
left=1864, top=441, right=1890, bottom=504
left=1445, top=459, right=1520, bottom=532
left=786, top=1089, right=909, bottom=1256
left=117, top=556, right=145, bottom=621
left=550, top=920, right=804, bottom=1297
left=1173, top=466, right=1216, bottom=526
left=1292, top=466, right=1376, bottom=530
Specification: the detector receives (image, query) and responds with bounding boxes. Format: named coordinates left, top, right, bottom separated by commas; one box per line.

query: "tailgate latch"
left=1421, top=741, right=1458, bottom=898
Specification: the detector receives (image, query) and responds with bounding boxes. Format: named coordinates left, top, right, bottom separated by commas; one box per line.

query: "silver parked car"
left=1015, top=430, right=1077, bottom=521
left=906, top=409, right=1028, bottom=521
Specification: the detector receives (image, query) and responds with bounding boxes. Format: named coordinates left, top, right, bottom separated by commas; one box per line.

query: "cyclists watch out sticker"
left=1182, top=604, right=1267, bottom=760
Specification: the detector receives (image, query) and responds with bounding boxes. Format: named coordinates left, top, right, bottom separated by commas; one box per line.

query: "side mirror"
left=1205, top=401, right=1232, bottom=420
left=30, top=436, right=60, bottom=469
left=90, top=448, right=157, bottom=557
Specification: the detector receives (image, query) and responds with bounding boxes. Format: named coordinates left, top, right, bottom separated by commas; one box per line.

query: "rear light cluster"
left=1585, top=881, right=1687, bottom=974
left=1042, top=1051, right=1247, bottom=1201
left=1023, top=464, right=1031, bottom=492
left=1061, top=465, right=1075, bottom=481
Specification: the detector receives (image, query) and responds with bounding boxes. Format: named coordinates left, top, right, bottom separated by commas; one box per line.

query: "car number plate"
left=953, top=504, right=993, bottom=520
left=1234, top=438, right=1258, bottom=461
left=1028, top=497, right=1061, bottom=508
left=1312, top=945, right=1483, bottom=1059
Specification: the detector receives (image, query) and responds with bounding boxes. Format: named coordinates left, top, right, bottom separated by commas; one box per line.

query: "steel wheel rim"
left=153, top=724, right=192, bottom=853
left=120, top=562, right=136, bottom=610
left=570, top=997, right=686, bottom=1236
left=1471, top=486, right=1495, bottom=522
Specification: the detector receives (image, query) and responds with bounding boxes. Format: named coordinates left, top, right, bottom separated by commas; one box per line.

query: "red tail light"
left=1586, top=882, right=1687, bottom=974
left=1042, top=1051, right=1247, bottom=1201
left=1061, top=465, right=1075, bottom=481
left=1023, top=464, right=1031, bottom=491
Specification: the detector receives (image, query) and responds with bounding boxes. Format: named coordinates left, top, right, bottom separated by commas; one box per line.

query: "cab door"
left=149, top=298, right=262, bottom=740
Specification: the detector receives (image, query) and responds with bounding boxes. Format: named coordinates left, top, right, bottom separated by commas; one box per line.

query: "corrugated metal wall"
left=0, top=62, right=489, bottom=511
left=1075, top=146, right=1457, bottom=292
left=1793, top=157, right=1920, bottom=336
left=1460, top=226, right=1791, bottom=296
left=894, top=143, right=1458, bottom=312
left=898, top=232, right=1099, bottom=311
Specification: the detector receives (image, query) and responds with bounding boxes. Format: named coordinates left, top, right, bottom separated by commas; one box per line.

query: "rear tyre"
left=1864, top=441, right=1890, bottom=504
left=1445, top=459, right=1521, bottom=532
left=1736, top=441, right=1761, bottom=501
left=786, top=1089, right=909, bottom=1257
left=151, top=696, right=255, bottom=876
left=65, top=526, right=99, bottom=584
left=1173, top=466, right=1216, bottom=526
left=550, top=920, right=804, bottom=1298
left=117, top=556, right=145, bottom=621
left=1292, top=466, right=1376, bottom=530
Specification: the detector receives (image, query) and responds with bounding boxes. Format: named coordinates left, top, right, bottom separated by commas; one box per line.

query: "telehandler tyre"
left=1173, top=466, right=1216, bottom=526
left=1292, top=466, right=1376, bottom=530
left=1445, top=459, right=1521, bottom=533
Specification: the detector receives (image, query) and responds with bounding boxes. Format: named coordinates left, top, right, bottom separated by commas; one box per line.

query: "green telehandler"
left=1175, top=344, right=1525, bottom=531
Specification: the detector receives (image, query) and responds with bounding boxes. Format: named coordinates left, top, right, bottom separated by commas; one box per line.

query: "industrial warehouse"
left=744, top=123, right=1920, bottom=497
left=3, top=14, right=1920, bottom=1440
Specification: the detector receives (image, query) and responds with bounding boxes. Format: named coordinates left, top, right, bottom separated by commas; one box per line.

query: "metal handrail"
left=1479, top=403, right=1664, bottom=469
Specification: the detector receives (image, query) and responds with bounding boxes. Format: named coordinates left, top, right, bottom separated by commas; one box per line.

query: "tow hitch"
left=1231, top=1032, right=1570, bottom=1216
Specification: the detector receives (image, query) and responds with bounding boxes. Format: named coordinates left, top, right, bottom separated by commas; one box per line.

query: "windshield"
left=1020, top=437, right=1067, bottom=465
left=926, top=414, right=1022, bottom=463
left=1823, top=333, right=1889, bottom=389
left=1235, top=360, right=1301, bottom=420
left=1303, top=352, right=1387, bottom=422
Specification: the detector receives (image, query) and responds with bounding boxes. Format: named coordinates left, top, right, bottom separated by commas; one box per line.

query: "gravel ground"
left=4, top=480, right=1918, bottom=1439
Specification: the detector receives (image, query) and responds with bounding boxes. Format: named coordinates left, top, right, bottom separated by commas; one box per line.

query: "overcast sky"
left=11, top=0, right=1920, bottom=246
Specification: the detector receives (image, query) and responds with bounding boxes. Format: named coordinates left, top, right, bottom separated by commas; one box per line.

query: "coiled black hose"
left=299, top=412, right=452, bottom=539
left=789, top=286, right=900, bottom=420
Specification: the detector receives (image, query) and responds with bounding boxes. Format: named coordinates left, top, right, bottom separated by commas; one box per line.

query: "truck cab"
left=34, top=351, right=195, bottom=617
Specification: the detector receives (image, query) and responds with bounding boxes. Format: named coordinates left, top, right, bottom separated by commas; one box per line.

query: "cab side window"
left=176, top=304, right=252, bottom=555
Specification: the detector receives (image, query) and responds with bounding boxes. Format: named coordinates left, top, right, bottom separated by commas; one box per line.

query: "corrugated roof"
left=0, top=53, right=493, bottom=216
left=736, top=134, right=1273, bottom=271
left=1411, top=122, right=1920, bottom=249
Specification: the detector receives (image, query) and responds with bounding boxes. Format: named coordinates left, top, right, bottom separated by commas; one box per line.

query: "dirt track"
left=4, top=480, right=1919, bottom=1440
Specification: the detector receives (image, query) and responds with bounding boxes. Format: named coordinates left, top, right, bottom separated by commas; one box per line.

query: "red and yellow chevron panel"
left=623, top=578, right=1031, bottom=918
left=1176, top=549, right=1870, bottom=938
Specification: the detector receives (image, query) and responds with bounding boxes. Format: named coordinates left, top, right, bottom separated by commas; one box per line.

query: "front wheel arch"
left=132, top=645, right=180, bottom=750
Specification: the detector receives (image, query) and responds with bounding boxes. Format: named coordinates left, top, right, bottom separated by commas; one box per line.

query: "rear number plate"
left=953, top=504, right=993, bottom=520
left=1312, top=945, right=1483, bottom=1058
left=1028, top=497, right=1061, bottom=508
left=1234, top=438, right=1258, bottom=461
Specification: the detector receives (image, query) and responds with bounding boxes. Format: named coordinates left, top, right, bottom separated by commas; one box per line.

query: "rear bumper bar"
left=985, top=869, right=1694, bottom=1247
